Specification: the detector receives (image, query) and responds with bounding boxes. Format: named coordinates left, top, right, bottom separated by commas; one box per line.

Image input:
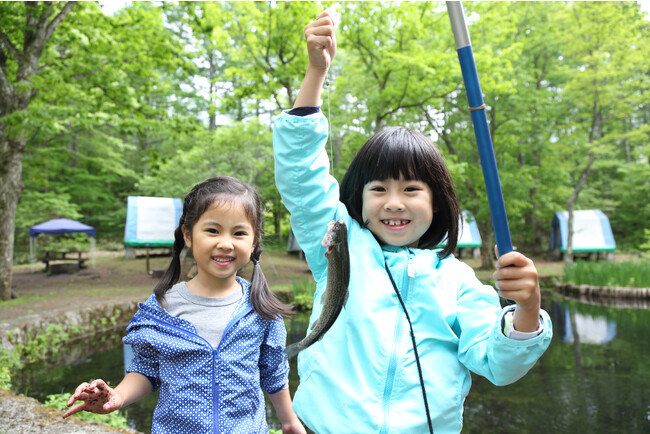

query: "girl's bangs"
left=362, top=136, right=427, bottom=183
left=208, top=194, right=258, bottom=226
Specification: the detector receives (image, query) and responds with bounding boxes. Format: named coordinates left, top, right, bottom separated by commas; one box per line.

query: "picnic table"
left=41, top=250, right=87, bottom=273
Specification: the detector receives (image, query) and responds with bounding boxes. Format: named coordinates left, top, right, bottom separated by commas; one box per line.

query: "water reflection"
left=463, top=298, right=650, bottom=433
left=553, top=303, right=618, bottom=345
left=14, top=299, right=650, bottom=433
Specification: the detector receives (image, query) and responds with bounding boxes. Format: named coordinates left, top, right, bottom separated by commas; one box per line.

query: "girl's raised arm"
left=293, top=9, right=337, bottom=108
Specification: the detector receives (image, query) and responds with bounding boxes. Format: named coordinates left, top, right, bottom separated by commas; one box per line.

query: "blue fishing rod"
left=446, top=1, right=514, bottom=258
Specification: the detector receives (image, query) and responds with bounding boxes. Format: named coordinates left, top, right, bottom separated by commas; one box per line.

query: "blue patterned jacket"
left=123, top=277, right=288, bottom=433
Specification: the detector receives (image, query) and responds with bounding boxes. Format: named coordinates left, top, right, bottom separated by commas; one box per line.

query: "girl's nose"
left=216, top=237, right=234, bottom=250
left=384, top=194, right=404, bottom=212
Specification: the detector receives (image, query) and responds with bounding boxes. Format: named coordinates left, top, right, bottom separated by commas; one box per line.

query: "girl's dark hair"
left=154, top=176, right=293, bottom=320
left=340, top=127, right=461, bottom=258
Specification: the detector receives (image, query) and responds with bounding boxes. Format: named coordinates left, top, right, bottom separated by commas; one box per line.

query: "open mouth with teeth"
left=212, top=256, right=234, bottom=264
left=382, top=219, right=410, bottom=227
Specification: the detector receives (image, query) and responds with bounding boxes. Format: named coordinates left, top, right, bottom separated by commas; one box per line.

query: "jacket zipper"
left=213, top=305, right=252, bottom=433
left=380, top=248, right=414, bottom=433
left=144, top=297, right=252, bottom=433
left=145, top=314, right=221, bottom=433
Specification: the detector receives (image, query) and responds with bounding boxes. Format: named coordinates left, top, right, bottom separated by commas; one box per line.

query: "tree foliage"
left=2, top=1, right=649, bottom=291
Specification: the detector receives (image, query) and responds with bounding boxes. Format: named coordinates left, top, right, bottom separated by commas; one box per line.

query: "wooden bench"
left=41, top=250, right=87, bottom=273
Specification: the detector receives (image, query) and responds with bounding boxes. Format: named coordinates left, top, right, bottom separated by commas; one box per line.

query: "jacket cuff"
left=501, top=308, right=544, bottom=340
left=287, top=106, right=321, bottom=116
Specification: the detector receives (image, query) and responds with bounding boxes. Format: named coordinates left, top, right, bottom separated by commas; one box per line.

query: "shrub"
left=291, top=278, right=316, bottom=311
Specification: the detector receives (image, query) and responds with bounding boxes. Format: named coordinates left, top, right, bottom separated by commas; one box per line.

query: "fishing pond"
left=13, top=295, right=650, bottom=433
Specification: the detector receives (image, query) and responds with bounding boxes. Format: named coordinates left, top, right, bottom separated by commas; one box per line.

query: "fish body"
left=285, top=220, right=350, bottom=359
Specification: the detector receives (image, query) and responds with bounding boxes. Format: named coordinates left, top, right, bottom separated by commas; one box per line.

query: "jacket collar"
left=137, top=277, right=254, bottom=332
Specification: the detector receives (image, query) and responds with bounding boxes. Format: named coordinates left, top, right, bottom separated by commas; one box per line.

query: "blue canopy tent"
left=29, top=218, right=96, bottom=270
left=549, top=210, right=616, bottom=259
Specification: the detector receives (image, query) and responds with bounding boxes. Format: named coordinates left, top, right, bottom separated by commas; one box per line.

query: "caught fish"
left=285, top=220, right=350, bottom=359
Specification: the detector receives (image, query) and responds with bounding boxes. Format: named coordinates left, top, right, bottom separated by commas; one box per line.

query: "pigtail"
left=249, top=248, right=294, bottom=320
left=154, top=221, right=186, bottom=305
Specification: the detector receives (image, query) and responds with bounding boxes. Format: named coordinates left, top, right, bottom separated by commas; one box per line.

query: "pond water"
left=14, top=295, right=650, bottom=433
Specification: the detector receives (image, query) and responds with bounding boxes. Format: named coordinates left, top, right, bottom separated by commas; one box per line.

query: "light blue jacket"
left=123, top=277, right=288, bottom=434
left=273, top=111, right=553, bottom=434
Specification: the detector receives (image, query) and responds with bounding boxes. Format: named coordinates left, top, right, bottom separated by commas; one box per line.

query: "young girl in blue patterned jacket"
left=63, top=176, right=306, bottom=434
left=273, top=10, right=553, bottom=434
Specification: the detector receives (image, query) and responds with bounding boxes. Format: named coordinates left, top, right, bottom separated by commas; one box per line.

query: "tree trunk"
left=474, top=213, right=495, bottom=270
left=207, top=48, right=217, bottom=132
left=565, top=93, right=602, bottom=267
left=273, top=209, right=283, bottom=242
left=0, top=136, right=25, bottom=301
left=0, top=1, right=76, bottom=300
left=564, top=151, right=596, bottom=267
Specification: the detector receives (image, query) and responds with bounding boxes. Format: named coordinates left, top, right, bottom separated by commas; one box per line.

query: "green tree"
left=556, top=2, right=649, bottom=264
left=0, top=1, right=76, bottom=300
left=7, top=2, right=200, bottom=269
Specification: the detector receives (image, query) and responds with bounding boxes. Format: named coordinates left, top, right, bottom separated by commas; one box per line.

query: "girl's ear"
left=182, top=226, right=192, bottom=248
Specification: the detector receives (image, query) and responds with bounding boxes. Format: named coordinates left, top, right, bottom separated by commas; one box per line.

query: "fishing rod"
left=446, top=1, right=514, bottom=258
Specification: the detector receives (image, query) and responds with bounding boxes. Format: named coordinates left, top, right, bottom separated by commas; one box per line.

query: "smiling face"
left=183, top=200, right=255, bottom=295
left=361, top=176, right=434, bottom=248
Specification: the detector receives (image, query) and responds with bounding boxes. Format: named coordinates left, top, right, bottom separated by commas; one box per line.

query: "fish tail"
left=284, top=343, right=301, bottom=360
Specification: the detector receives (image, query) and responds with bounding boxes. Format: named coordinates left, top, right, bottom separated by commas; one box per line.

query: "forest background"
left=1, top=1, right=649, bottom=301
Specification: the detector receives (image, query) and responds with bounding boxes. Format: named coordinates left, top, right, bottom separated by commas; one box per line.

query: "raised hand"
left=304, top=9, right=337, bottom=73
left=294, top=8, right=339, bottom=108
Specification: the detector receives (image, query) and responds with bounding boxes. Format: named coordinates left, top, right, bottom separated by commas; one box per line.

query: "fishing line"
left=318, top=1, right=338, bottom=167
left=325, top=70, right=333, bottom=166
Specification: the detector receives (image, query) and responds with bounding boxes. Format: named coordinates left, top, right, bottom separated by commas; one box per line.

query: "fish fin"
left=284, top=343, right=300, bottom=360
left=311, top=315, right=322, bottom=332
left=343, top=290, right=349, bottom=307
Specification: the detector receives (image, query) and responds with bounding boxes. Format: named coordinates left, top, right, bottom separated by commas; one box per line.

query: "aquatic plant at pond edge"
left=13, top=323, right=84, bottom=365
left=291, top=278, right=316, bottom=311
left=564, top=261, right=650, bottom=288
left=43, top=392, right=129, bottom=429
left=1, top=313, right=121, bottom=389
left=0, top=349, right=21, bottom=390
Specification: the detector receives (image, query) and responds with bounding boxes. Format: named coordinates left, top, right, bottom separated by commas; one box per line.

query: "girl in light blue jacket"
left=63, top=176, right=305, bottom=434
left=273, top=10, right=552, bottom=434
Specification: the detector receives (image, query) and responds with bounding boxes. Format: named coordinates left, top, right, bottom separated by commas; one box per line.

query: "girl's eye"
left=235, top=231, right=248, bottom=237
left=206, top=228, right=218, bottom=234
left=405, top=186, right=421, bottom=192
left=370, top=186, right=385, bottom=192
